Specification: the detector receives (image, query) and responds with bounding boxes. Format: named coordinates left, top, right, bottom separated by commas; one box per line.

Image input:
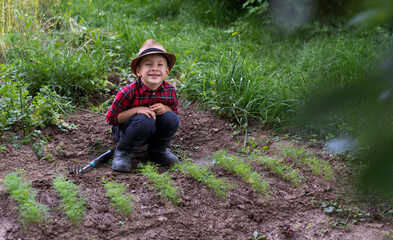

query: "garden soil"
left=0, top=98, right=392, bottom=240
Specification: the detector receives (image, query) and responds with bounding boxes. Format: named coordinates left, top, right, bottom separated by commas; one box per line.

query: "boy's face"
left=136, top=54, right=169, bottom=90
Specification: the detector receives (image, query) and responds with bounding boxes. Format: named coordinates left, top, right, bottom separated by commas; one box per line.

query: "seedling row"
left=3, top=146, right=334, bottom=225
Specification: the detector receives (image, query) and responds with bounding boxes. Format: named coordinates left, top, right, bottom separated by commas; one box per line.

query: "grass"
left=254, top=155, right=302, bottom=187
left=3, top=169, right=49, bottom=225
left=139, top=163, right=181, bottom=205
left=277, top=144, right=334, bottom=180
left=0, top=0, right=39, bottom=34
left=213, top=151, right=269, bottom=196
left=102, top=178, right=135, bottom=216
left=52, top=175, right=87, bottom=224
left=174, top=161, right=234, bottom=198
left=4, top=29, right=111, bottom=101
left=0, top=0, right=390, bottom=136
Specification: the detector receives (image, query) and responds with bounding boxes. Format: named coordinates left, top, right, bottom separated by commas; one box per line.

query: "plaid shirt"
left=106, top=78, right=178, bottom=125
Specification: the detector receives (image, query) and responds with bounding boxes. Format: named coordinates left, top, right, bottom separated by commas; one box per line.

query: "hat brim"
left=131, top=52, right=176, bottom=75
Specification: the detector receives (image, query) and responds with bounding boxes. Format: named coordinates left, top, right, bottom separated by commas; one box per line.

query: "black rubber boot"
left=112, top=133, right=138, bottom=172
left=146, top=138, right=179, bottom=167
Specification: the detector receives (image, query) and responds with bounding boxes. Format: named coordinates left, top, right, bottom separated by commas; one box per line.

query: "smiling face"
left=136, top=54, right=169, bottom=90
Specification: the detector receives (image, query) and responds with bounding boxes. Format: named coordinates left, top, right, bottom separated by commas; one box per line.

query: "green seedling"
left=102, top=178, right=135, bottom=216
left=0, top=145, right=6, bottom=152
left=3, top=169, right=49, bottom=225
left=213, top=151, right=269, bottom=196
left=255, top=156, right=302, bottom=187
left=262, top=145, right=269, bottom=153
left=139, top=163, right=181, bottom=205
left=53, top=175, right=87, bottom=224
left=322, top=200, right=370, bottom=224
left=174, top=161, right=234, bottom=198
left=249, top=230, right=266, bottom=239
left=277, top=144, right=333, bottom=180
left=385, top=231, right=393, bottom=239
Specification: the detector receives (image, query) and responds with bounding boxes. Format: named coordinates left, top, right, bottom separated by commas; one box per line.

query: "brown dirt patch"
left=0, top=99, right=391, bottom=240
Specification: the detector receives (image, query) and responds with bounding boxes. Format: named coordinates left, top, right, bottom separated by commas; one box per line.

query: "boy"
left=106, top=39, right=179, bottom=172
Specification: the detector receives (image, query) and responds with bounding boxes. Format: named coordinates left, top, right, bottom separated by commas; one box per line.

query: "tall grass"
left=2, top=14, right=111, bottom=101
left=0, top=0, right=39, bottom=34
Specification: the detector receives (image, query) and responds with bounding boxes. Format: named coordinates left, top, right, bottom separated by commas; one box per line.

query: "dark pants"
left=111, top=111, right=179, bottom=145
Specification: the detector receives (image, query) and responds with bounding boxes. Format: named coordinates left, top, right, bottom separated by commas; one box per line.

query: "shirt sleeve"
left=106, top=86, right=133, bottom=125
left=171, top=90, right=178, bottom=114
left=164, top=82, right=178, bottom=114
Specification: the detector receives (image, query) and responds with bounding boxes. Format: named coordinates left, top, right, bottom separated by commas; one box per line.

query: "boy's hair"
left=131, top=39, right=176, bottom=75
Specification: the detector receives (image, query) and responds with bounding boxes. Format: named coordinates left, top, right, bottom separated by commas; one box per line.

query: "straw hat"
left=130, top=39, right=176, bottom=75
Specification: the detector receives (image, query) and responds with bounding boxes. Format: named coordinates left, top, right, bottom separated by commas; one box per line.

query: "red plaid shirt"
left=106, top=78, right=178, bottom=125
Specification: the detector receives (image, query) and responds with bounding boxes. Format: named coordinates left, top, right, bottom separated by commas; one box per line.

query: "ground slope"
left=0, top=99, right=391, bottom=240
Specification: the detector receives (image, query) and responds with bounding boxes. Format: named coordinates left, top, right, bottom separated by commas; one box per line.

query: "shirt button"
left=153, top=93, right=155, bottom=95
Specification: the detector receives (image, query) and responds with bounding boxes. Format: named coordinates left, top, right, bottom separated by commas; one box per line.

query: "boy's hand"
left=136, top=106, right=156, bottom=119
left=150, top=103, right=171, bottom=115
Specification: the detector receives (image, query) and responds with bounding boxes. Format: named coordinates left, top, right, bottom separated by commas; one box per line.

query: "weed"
left=239, top=136, right=261, bottom=155
left=31, top=130, right=54, bottom=162
left=0, top=145, right=6, bottom=152
left=254, top=156, right=302, bottom=187
left=0, top=73, right=75, bottom=135
left=213, top=151, right=269, bottom=196
left=173, top=161, right=233, bottom=198
left=3, top=169, right=49, bottom=225
left=55, top=141, right=66, bottom=157
left=102, top=178, right=135, bottom=216
left=52, top=175, right=87, bottom=224
left=278, top=144, right=333, bottom=180
left=139, top=163, right=181, bottom=205
left=171, top=143, right=191, bottom=160
left=10, top=135, right=21, bottom=149
left=280, top=224, right=296, bottom=238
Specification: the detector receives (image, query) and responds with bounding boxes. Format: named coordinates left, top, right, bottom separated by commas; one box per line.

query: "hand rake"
left=68, top=148, right=114, bottom=174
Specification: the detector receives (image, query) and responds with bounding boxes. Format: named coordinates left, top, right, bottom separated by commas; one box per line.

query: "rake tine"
left=68, top=161, right=82, bottom=174
left=66, top=148, right=114, bottom=174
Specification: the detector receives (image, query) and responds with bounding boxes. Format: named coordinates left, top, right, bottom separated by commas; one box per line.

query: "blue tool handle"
left=91, top=148, right=114, bottom=165
left=79, top=148, right=114, bottom=173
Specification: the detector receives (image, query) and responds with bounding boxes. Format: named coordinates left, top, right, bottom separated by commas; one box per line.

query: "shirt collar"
left=137, top=78, right=166, bottom=93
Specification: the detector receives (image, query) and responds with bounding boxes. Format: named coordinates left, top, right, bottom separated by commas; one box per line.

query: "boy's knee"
left=122, top=114, right=156, bottom=137
left=131, top=114, right=156, bottom=131
left=153, top=112, right=179, bottom=140
left=159, top=112, right=179, bottom=130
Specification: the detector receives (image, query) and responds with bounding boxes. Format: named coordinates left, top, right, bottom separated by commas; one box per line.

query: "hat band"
left=138, top=48, right=164, bottom=57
